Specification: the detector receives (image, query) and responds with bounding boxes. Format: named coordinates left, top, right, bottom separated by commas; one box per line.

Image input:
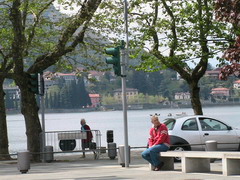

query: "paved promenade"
left=0, top=151, right=240, bottom=180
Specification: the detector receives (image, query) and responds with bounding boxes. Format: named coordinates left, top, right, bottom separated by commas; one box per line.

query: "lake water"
left=7, top=106, right=240, bottom=154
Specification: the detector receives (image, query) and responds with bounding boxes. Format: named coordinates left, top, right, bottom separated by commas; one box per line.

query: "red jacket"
left=148, top=123, right=170, bottom=147
left=82, top=124, right=93, bottom=143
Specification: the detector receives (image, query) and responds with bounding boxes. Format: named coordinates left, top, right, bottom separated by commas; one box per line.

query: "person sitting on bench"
left=142, top=115, right=170, bottom=171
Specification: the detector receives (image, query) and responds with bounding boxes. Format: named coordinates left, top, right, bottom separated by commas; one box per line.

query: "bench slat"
left=161, top=151, right=226, bottom=158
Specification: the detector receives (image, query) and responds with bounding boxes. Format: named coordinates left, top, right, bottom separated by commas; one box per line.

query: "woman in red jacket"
left=142, top=115, right=170, bottom=171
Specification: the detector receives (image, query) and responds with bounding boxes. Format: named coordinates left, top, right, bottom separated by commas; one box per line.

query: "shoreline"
left=6, top=103, right=240, bottom=115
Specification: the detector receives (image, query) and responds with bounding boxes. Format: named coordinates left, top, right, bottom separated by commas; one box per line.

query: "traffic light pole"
left=122, top=0, right=130, bottom=168
left=41, top=94, right=46, bottom=162
left=120, top=49, right=129, bottom=168
left=39, top=73, right=46, bottom=162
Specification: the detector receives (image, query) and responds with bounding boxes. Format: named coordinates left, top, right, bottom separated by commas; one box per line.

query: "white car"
left=163, top=115, right=240, bottom=153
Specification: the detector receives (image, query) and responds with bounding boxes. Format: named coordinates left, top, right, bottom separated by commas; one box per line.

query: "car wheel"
left=172, top=144, right=190, bottom=162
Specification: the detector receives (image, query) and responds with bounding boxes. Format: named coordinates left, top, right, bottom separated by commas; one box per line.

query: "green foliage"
left=87, top=72, right=121, bottom=95
left=101, top=95, right=118, bottom=105
left=101, top=93, right=166, bottom=105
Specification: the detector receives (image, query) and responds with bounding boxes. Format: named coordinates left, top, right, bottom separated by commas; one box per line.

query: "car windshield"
left=163, top=118, right=176, bottom=130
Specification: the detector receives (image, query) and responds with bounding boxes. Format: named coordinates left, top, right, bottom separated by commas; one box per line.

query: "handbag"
left=89, top=142, right=96, bottom=150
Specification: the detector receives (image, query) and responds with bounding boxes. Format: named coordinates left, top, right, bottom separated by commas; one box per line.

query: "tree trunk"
left=189, top=80, right=203, bottom=115
left=0, top=78, right=11, bottom=160
left=19, top=83, right=42, bottom=162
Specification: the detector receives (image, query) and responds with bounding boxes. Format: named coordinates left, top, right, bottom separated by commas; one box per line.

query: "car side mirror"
left=227, top=126, right=232, bottom=130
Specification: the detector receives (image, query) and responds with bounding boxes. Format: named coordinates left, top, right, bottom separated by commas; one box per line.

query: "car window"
left=181, top=118, right=198, bottom=131
left=199, top=118, right=229, bottom=131
left=163, top=118, right=176, bottom=130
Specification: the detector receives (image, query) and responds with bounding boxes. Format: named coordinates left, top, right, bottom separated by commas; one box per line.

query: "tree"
left=0, top=78, right=10, bottom=160
left=96, top=0, right=229, bottom=115
left=77, top=77, right=92, bottom=107
left=69, top=80, right=78, bottom=108
left=216, top=0, right=240, bottom=80
left=0, top=0, right=101, bottom=161
left=127, top=69, right=164, bottom=95
left=128, top=70, right=148, bottom=94
left=139, top=0, right=231, bottom=115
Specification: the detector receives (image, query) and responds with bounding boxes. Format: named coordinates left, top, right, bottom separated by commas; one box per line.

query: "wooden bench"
left=155, top=151, right=240, bottom=176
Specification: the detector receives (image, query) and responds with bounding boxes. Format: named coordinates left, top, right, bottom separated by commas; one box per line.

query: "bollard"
left=17, top=151, right=30, bottom=174
left=44, top=146, right=54, bottom=163
left=106, top=130, right=114, bottom=143
left=100, top=147, right=106, bottom=154
left=205, top=140, right=217, bottom=151
left=108, top=143, right=117, bottom=160
left=205, top=140, right=217, bottom=163
left=118, top=145, right=130, bottom=167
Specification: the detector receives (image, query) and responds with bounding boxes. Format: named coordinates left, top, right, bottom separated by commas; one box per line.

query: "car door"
left=198, top=117, right=239, bottom=150
left=178, top=118, right=204, bottom=150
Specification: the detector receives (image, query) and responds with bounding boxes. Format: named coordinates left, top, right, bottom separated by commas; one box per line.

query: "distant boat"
left=128, top=104, right=143, bottom=110
left=175, top=112, right=187, bottom=116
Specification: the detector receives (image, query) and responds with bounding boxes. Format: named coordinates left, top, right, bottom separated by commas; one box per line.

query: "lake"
left=7, top=106, right=240, bottom=154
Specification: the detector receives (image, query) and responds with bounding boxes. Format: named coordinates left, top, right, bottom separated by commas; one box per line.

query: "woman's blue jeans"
left=141, top=144, right=169, bottom=167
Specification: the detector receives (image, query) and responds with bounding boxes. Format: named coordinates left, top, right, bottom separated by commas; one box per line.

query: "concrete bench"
left=157, top=151, right=240, bottom=176
left=222, top=153, right=240, bottom=176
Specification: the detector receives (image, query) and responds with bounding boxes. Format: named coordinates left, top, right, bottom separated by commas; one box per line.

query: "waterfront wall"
left=6, top=102, right=240, bottom=114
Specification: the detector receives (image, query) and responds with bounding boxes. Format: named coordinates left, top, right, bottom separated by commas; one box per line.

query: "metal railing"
left=42, top=130, right=102, bottom=159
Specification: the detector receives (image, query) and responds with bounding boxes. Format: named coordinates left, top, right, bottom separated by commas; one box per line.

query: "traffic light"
left=105, top=47, right=121, bottom=76
left=28, top=73, right=39, bottom=94
left=27, top=73, right=45, bottom=95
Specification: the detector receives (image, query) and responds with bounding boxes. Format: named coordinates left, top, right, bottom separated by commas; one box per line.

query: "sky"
left=53, top=1, right=79, bottom=16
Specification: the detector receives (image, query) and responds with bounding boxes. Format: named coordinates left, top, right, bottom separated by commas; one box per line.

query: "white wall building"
left=114, top=88, right=139, bottom=101
left=174, top=92, right=191, bottom=100
left=233, top=80, right=240, bottom=89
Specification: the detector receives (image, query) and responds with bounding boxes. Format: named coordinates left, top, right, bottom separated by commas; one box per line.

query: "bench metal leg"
left=223, top=158, right=240, bottom=176
left=182, top=157, right=210, bottom=173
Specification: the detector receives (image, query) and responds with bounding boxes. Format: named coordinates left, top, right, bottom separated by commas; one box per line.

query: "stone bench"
left=155, top=151, right=240, bottom=176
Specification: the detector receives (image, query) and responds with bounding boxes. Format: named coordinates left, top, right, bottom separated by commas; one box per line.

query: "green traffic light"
left=105, top=57, right=118, bottom=64
left=105, top=46, right=121, bottom=76
left=105, top=47, right=119, bottom=56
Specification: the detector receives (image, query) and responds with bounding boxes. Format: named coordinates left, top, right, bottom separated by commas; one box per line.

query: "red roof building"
left=205, top=68, right=221, bottom=78
left=211, top=88, right=230, bottom=96
left=89, top=94, right=101, bottom=108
